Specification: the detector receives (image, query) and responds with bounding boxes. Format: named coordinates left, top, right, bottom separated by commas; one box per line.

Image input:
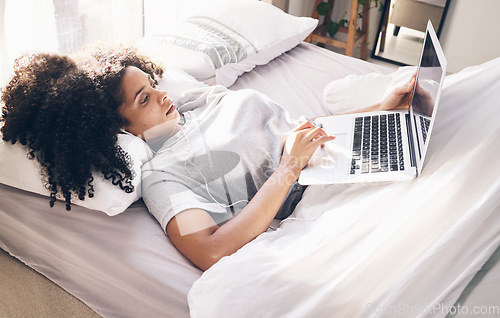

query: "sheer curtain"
left=0, top=0, right=143, bottom=86
left=0, top=0, right=7, bottom=85
left=1, top=0, right=264, bottom=86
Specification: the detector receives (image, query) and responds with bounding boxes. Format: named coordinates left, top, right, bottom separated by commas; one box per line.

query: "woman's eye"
left=141, top=95, right=149, bottom=104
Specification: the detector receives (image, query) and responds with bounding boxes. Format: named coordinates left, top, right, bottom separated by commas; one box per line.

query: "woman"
left=1, top=47, right=415, bottom=270
left=1, top=48, right=163, bottom=209
left=120, top=64, right=336, bottom=271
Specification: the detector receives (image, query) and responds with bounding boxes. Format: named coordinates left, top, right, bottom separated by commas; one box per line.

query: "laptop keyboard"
left=350, top=114, right=404, bottom=174
left=420, top=116, right=431, bottom=143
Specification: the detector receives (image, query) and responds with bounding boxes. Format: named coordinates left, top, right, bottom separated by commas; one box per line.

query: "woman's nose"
left=156, top=88, right=169, bottom=104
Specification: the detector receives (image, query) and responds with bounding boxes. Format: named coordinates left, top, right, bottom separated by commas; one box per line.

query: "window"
left=1, top=0, right=143, bottom=85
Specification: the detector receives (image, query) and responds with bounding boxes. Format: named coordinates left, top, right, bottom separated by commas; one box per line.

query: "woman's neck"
left=144, top=123, right=183, bottom=153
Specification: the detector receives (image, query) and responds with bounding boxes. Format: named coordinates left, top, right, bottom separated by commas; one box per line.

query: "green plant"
left=316, top=0, right=384, bottom=37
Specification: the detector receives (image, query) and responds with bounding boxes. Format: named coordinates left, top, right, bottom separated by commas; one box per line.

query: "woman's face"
left=119, top=66, right=180, bottom=139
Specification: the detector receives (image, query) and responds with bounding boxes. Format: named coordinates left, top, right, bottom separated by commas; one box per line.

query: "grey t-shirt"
left=141, top=86, right=302, bottom=231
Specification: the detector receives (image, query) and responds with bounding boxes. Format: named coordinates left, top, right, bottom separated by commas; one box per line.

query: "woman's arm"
left=346, top=75, right=416, bottom=114
left=167, top=122, right=335, bottom=271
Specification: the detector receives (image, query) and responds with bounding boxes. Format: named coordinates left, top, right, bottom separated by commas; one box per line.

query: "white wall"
left=262, top=0, right=289, bottom=11
left=439, top=0, right=500, bottom=73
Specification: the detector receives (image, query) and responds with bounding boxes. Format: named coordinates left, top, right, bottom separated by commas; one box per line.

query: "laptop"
left=299, top=21, right=447, bottom=185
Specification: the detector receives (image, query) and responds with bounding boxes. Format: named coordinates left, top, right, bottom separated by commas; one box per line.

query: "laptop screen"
left=409, top=21, right=447, bottom=174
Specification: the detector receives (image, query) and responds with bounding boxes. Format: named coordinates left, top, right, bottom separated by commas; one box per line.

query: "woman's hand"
left=379, top=74, right=416, bottom=112
left=344, top=74, right=417, bottom=115
left=280, top=121, right=335, bottom=178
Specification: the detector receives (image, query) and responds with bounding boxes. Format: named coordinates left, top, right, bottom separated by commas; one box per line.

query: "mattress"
left=2, top=42, right=499, bottom=317
left=0, top=42, right=390, bottom=317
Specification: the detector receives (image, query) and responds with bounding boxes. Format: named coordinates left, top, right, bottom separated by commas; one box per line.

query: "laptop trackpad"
left=298, top=117, right=352, bottom=185
left=299, top=139, right=351, bottom=184
left=301, top=133, right=350, bottom=172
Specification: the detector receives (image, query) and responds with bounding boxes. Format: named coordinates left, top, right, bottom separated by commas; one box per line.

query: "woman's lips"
left=166, top=103, right=176, bottom=115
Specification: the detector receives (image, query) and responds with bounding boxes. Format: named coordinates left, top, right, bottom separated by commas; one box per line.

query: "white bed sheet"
left=188, top=57, right=500, bottom=317
left=0, top=43, right=389, bottom=317
left=454, top=246, right=500, bottom=318
left=230, top=43, right=392, bottom=119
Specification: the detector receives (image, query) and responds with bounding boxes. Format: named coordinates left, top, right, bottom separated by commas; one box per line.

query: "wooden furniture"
left=305, top=0, right=371, bottom=60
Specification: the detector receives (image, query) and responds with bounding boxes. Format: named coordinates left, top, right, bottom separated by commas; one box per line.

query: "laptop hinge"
left=405, top=114, right=417, bottom=167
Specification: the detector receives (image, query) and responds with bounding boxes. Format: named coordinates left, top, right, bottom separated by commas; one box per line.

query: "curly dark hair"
left=1, top=47, right=164, bottom=210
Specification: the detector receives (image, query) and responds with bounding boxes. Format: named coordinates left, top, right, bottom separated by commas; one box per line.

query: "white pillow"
left=157, top=69, right=208, bottom=106
left=0, top=70, right=204, bottom=215
left=0, top=133, right=153, bottom=216
left=136, top=0, right=318, bottom=87
left=323, top=66, right=417, bottom=114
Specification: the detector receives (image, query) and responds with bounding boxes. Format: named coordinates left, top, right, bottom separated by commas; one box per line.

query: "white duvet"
left=188, top=58, right=500, bottom=317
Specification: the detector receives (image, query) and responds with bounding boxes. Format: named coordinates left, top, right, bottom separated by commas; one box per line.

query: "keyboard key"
left=352, top=114, right=404, bottom=175
left=361, top=164, right=369, bottom=173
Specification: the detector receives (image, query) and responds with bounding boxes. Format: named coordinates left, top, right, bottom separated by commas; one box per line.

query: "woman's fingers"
left=315, top=135, right=336, bottom=148
left=293, top=122, right=335, bottom=150
left=301, top=126, right=335, bottom=148
left=305, top=126, right=327, bottom=139
left=294, top=120, right=315, bottom=132
left=282, top=125, right=336, bottom=173
left=396, top=76, right=416, bottom=95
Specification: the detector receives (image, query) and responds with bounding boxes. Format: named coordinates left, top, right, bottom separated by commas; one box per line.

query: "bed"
left=1, top=1, right=499, bottom=317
